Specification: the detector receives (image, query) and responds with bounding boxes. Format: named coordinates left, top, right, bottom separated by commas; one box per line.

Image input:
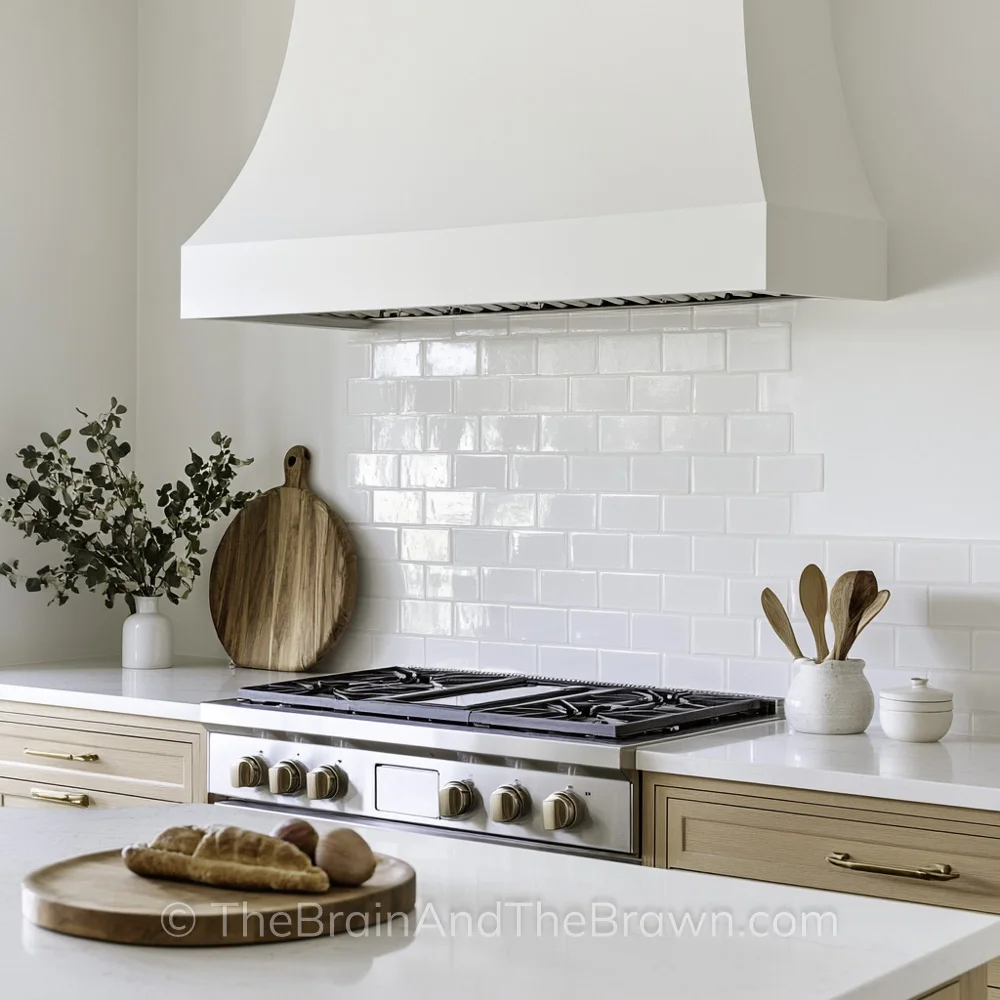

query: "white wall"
left=131, top=0, right=1000, bottom=733
left=0, top=0, right=137, bottom=664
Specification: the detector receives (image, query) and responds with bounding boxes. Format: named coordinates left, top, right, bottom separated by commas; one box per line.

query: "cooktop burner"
left=236, top=667, right=779, bottom=741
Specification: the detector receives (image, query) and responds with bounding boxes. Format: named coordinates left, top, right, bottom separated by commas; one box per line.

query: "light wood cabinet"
left=643, top=772, right=1000, bottom=996
left=0, top=700, right=206, bottom=808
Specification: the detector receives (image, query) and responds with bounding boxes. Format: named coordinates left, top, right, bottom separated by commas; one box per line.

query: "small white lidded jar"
left=879, top=677, right=953, bottom=743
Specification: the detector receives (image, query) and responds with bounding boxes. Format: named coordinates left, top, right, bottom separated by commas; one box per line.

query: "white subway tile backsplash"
left=662, top=574, right=725, bottom=614
left=630, top=534, right=690, bottom=572
left=482, top=567, right=537, bottom=604
left=727, top=578, right=788, bottom=617
left=692, top=456, right=754, bottom=494
left=569, top=310, right=629, bottom=334
left=511, top=455, right=567, bottom=490
left=455, top=377, right=509, bottom=413
left=453, top=529, right=508, bottom=566
left=631, top=306, right=693, bottom=332
left=373, top=490, right=423, bottom=524
left=509, top=313, right=568, bottom=336
left=425, top=491, right=477, bottom=525
left=600, top=572, right=660, bottom=611
left=726, top=496, right=791, bottom=535
left=693, top=536, right=755, bottom=575
left=538, top=493, right=596, bottom=530
left=727, top=326, right=791, bottom=372
left=664, top=654, right=726, bottom=689
left=661, top=415, right=725, bottom=453
left=538, top=337, right=598, bottom=375
left=598, top=334, right=660, bottom=373
left=896, top=627, right=971, bottom=670
left=424, top=340, right=477, bottom=376
left=455, top=603, right=508, bottom=640
left=343, top=342, right=372, bottom=380
left=569, top=456, right=629, bottom=492
left=826, top=539, right=896, bottom=583
left=453, top=315, right=508, bottom=338
left=631, top=613, right=689, bottom=652
left=599, top=494, right=660, bottom=531
left=479, top=641, right=537, bottom=673
left=694, top=303, right=759, bottom=329
left=600, top=415, right=660, bottom=452
left=349, top=454, right=398, bottom=488
left=539, top=645, right=598, bottom=681
left=629, top=456, right=689, bottom=493
left=757, top=455, right=823, bottom=493
left=692, top=617, right=755, bottom=656
left=727, top=414, right=791, bottom=454
left=662, top=331, right=725, bottom=372
left=481, top=493, right=536, bottom=527
left=878, top=585, right=929, bottom=626
left=426, top=415, right=476, bottom=452
left=570, top=609, right=629, bottom=647
left=348, top=379, right=399, bottom=414
left=426, top=566, right=479, bottom=601
left=692, top=374, right=757, bottom=413
left=353, top=525, right=400, bottom=560
left=570, top=376, right=629, bottom=412
left=481, top=339, right=535, bottom=375
left=373, top=341, right=421, bottom=378
left=897, top=542, right=970, bottom=584
left=726, top=658, right=790, bottom=697
left=361, top=561, right=425, bottom=599
left=400, top=454, right=450, bottom=488
left=371, top=634, right=424, bottom=668
left=401, top=379, right=452, bottom=413
left=425, top=638, right=478, bottom=670
left=511, top=377, right=568, bottom=412
left=929, top=588, right=1000, bottom=628
left=400, top=600, right=452, bottom=636
left=540, top=415, right=598, bottom=453
left=540, top=570, right=598, bottom=608
left=756, top=619, right=793, bottom=659
left=454, top=454, right=507, bottom=489
left=631, top=375, right=692, bottom=412
left=481, top=415, right=537, bottom=452
left=570, top=532, right=629, bottom=569
left=847, top=622, right=894, bottom=667
left=973, top=545, right=1000, bottom=584
left=373, top=415, right=424, bottom=451
left=509, top=531, right=568, bottom=568
left=510, top=606, right=567, bottom=644
left=400, top=528, right=450, bottom=562
left=756, top=538, right=825, bottom=576
left=662, top=496, right=726, bottom=533
left=973, top=632, right=1000, bottom=671
left=600, top=649, right=660, bottom=685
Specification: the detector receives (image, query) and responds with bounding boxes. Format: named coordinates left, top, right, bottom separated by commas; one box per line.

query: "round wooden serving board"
left=209, top=445, right=358, bottom=671
left=22, top=850, right=416, bottom=947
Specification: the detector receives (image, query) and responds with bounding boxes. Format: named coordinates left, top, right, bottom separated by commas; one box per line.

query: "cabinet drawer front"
left=668, top=798, right=1000, bottom=913
left=0, top=775, right=169, bottom=810
left=0, top=720, right=192, bottom=801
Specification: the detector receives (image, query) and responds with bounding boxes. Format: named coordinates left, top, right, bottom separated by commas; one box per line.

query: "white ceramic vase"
left=785, top=657, right=874, bottom=735
left=121, top=596, right=173, bottom=670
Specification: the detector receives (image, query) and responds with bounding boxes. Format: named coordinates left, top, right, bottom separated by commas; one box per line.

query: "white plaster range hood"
left=180, top=0, right=887, bottom=329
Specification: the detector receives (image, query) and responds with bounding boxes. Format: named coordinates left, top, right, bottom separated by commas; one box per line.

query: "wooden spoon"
left=799, top=564, right=830, bottom=663
left=761, top=588, right=805, bottom=660
left=839, top=589, right=891, bottom=660
left=829, top=570, right=879, bottom=661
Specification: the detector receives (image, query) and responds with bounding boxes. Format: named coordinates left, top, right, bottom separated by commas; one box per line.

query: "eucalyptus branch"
left=1, top=399, right=255, bottom=611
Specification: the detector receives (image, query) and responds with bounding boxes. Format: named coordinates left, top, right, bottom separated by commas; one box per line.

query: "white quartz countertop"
left=5, top=803, right=1000, bottom=1000
left=637, top=721, right=1000, bottom=812
left=0, top=659, right=286, bottom=721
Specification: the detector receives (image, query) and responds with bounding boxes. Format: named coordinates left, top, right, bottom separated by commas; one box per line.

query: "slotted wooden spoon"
left=838, top=589, right=891, bottom=660
left=829, top=570, right=879, bottom=661
left=761, top=588, right=805, bottom=660
left=799, top=564, right=829, bottom=662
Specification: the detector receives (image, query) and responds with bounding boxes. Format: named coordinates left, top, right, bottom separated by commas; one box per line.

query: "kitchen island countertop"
left=3, top=803, right=1000, bottom=1000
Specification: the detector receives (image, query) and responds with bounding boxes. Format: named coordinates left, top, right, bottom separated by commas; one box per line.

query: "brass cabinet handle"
left=24, top=748, right=99, bottom=762
left=29, top=788, right=90, bottom=808
left=826, top=851, right=959, bottom=881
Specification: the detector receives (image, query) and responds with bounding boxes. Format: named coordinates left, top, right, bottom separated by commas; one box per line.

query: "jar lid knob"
left=910, top=677, right=928, bottom=688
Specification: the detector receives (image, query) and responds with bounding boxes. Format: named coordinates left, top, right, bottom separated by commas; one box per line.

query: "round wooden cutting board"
left=209, top=446, right=358, bottom=671
left=22, top=850, right=416, bottom=947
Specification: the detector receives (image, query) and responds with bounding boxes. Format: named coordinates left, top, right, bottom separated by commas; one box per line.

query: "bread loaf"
left=122, top=825, right=331, bottom=894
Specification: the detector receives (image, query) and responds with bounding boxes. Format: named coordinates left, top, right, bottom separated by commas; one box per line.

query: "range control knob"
left=439, top=780, right=475, bottom=818
left=542, top=790, right=581, bottom=831
left=307, top=764, right=346, bottom=801
left=268, top=759, right=307, bottom=796
left=489, top=784, right=530, bottom=824
left=230, top=755, right=268, bottom=789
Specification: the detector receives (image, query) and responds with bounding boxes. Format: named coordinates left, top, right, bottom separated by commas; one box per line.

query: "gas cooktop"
left=235, top=667, right=780, bottom=741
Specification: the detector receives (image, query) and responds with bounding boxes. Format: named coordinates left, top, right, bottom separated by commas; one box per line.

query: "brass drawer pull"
left=826, top=851, right=959, bottom=881
left=29, top=788, right=90, bottom=808
left=24, top=748, right=99, bottom=762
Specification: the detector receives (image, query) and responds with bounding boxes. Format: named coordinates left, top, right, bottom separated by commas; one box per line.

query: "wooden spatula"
left=838, top=589, right=891, bottom=660
left=829, top=570, right=879, bottom=661
left=761, top=588, right=805, bottom=660
left=799, top=564, right=829, bottom=662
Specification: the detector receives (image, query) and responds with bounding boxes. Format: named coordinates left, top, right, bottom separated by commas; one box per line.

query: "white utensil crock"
left=122, top=596, right=173, bottom=670
left=785, top=657, right=874, bottom=735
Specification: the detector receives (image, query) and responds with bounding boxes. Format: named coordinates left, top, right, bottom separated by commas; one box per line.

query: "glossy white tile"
left=425, top=491, right=477, bottom=526
left=629, top=306, right=693, bottom=332
left=481, top=493, right=536, bottom=527
left=693, top=536, right=755, bottom=575
left=692, top=456, right=754, bottom=494
left=373, top=341, right=421, bottom=378
left=569, top=455, right=629, bottom=492
left=454, top=454, right=507, bottom=489
left=482, top=567, right=537, bottom=604
left=600, top=572, right=660, bottom=611
left=540, top=415, right=598, bottom=453
left=629, top=455, right=689, bottom=493
left=569, top=609, right=629, bottom=648
left=897, top=542, right=970, bottom=584
left=481, top=339, right=535, bottom=375
left=692, top=374, right=757, bottom=413
left=727, top=414, right=791, bottom=454
left=400, top=379, right=452, bottom=413
left=631, top=613, right=689, bottom=653
left=452, top=529, right=508, bottom=566
left=400, top=600, right=453, bottom=636
left=538, top=645, right=598, bottom=681
left=726, top=496, right=791, bottom=535
left=426, top=415, right=477, bottom=452
left=537, top=337, right=597, bottom=375
left=727, top=326, right=791, bottom=372
left=599, top=494, right=660, bottom=531
left=630, top=534, right=691, bottom=573
left=756, top=454, right=823, bottom=493
left=662, top=496, right=726, bottom=533
left=400, top=454, right=450, bottom=488
left=662, top=574, right=725, bottom=614
left=510, top=376, right=568, bottom=412
left=570, top=376, right=629, bottom=412
left=373, top=415, right=424, bottom=451
left=569, top=532, right=629, bottom=570
left=372, top=490, right=423, bottom=524
left=426, top=566, right=479, bottom=601
left=348, top=379, right=399, bottom=414
left=692, top=617, right=755, bottom=656
left=509, top=606, right=567, bottom=644
left=509, top=530, right=568, bottom=568
left=630, top=375, right=691, bottom=412
left=537, top=493, right=596, bottom=530
left=455, top=377, right=509, bottom=413
left=599, top=415, right=660, bottom=452
left=598, top=333, right=660, bottom=373
left=662, top=331, right=725, bottom=372
left=400, top=528, right=450, bottom=562
left=349, top=453, right=398, bottom=488
left=481, top=414, right=538, bottom=452
left=424, top=340, right=478, bottom=376
left=511, top=455, right=567, bottom=490
left=455, top=603, right=508, bottom=640
left=539, top=570, right=598, bottom=608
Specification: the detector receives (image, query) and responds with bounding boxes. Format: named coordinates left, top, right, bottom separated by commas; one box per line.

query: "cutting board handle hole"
left=287, top=456, right=296, bottom=467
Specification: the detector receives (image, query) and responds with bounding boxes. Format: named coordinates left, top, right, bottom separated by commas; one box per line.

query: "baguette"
left=122, top=825, right=331, bottom=894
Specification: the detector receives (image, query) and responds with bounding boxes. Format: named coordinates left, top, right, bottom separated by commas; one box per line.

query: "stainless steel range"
left=205, top=667, right=781, bottom=860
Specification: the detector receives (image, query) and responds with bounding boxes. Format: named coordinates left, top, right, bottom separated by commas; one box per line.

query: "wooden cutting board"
left=209, top=446, right=358, bottom=671
left=22, top=850, right=416, bottom=946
